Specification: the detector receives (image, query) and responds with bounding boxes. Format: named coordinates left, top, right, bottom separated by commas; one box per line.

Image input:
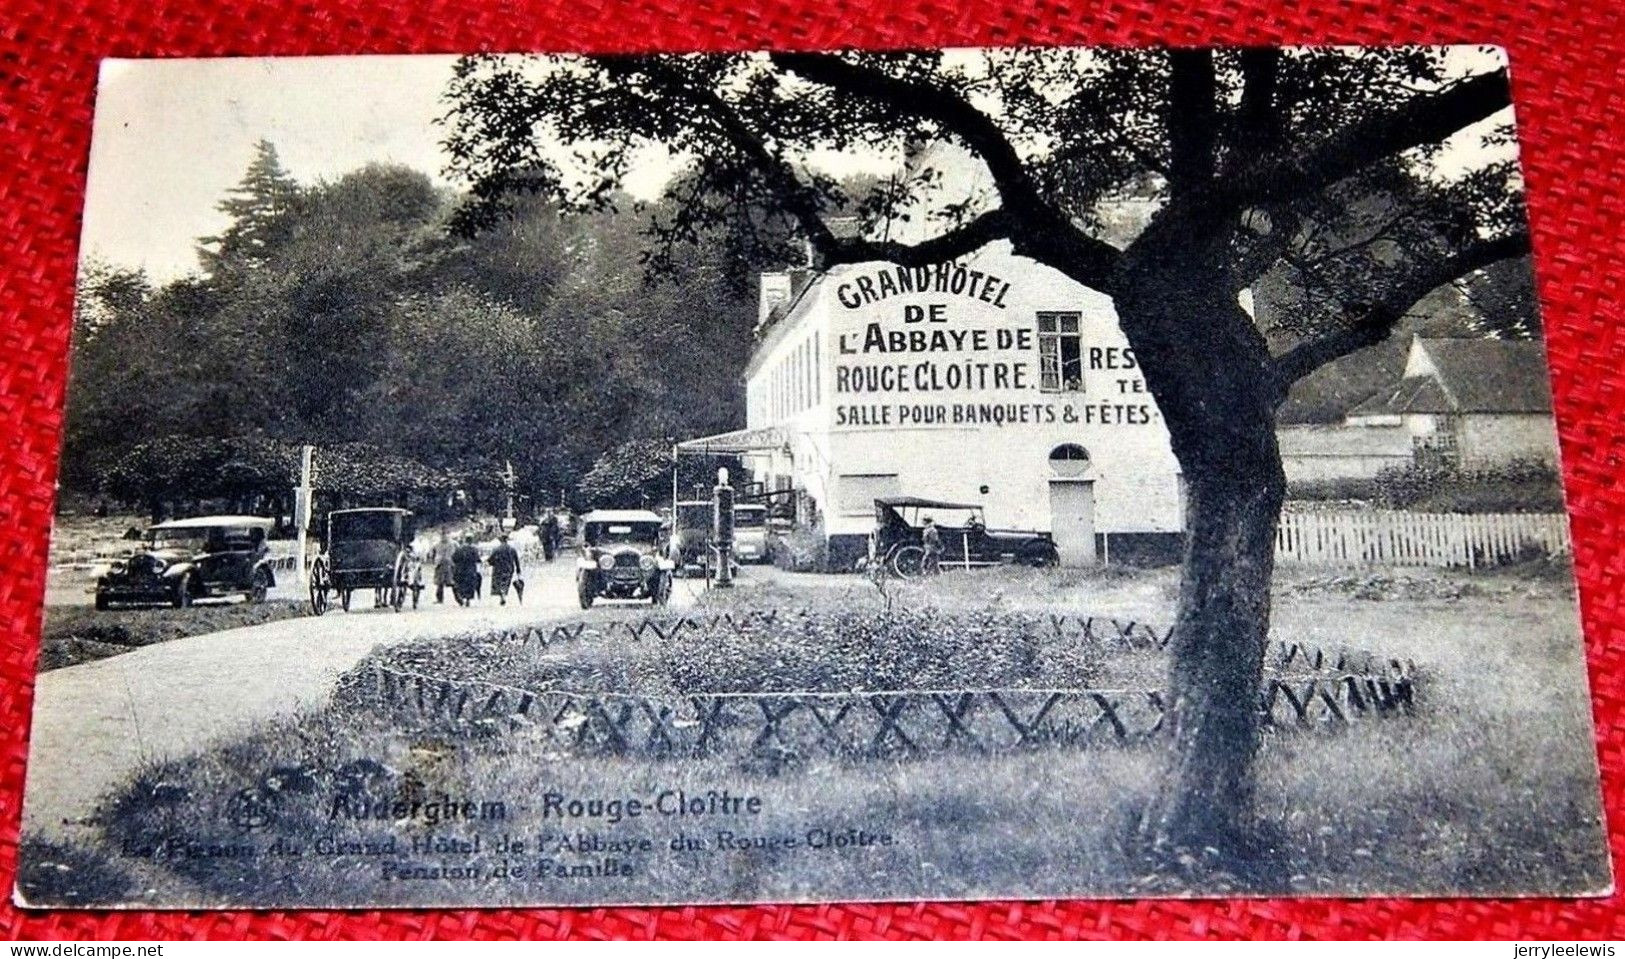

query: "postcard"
left=17, top=46, right=1609, bottom=908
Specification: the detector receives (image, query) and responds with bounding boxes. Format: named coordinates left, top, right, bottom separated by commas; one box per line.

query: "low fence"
left=1276, top=510, right=1569, bottom=568
left=344, top=613, right=1418, bottom=761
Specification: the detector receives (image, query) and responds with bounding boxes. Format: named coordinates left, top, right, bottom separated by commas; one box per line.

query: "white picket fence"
left=1276, top=510, right=1570, bottom=568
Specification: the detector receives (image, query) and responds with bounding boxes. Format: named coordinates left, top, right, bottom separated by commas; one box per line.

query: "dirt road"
left=21, top=558, right=694, bottom=838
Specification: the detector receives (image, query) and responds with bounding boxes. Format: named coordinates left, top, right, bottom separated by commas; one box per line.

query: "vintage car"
left=872, top=496, right=1059, bottom=577
left=95, top=515, right=278, bottom=609
left=308, top=507, right=422, bottom=614
left=577, top=509, right=674, bottom=608
left=667, top=500, right=714, bottom=577
left=732, top=503, right=770, bottom=564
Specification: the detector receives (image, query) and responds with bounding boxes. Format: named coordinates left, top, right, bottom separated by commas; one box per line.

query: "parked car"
left=667, top=500, right=714, bottom=577
left=732, top=503, right=770, bottom=564
left=577, top=509, right=674, bottom=608
left=95, top=515, right=278, bottom=609
left=308, top=507, right=422, bottom=614
left=871, top=496, right=1059, bottom=577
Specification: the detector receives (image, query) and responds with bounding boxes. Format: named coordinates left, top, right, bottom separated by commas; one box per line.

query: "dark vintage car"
left=308, top=507, right=422, bottom=614
left=667, top=500, right=714, bottom=578
left=666, top=500, right=745, bottom=578
left=732, top=503, right=770, bottom=564
left=95, top=515, right=278, bottom=609
left=577, top=509, right=674, bottom=608
left=872, top=496, right=1059, bottom=577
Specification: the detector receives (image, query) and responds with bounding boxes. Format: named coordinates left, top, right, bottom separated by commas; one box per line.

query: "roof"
left=675, top=425, right=789, bottom=454
left=329, top=507, right=412, bottom=515
left=1414, top=338, right=1552, bottom=413
left=1350, top=338, right=1552, bottom=417
left=875, top=496, right=982, bottom=510
left=580, top=509, right=664, bottom=524
left=1348, top=376, right=1455, bottom=416
left=151, top=515, right=274, bottom=530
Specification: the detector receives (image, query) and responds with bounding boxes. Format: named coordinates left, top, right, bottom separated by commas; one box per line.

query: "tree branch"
left=1270, top=231, right=1530, bottom=395
left=1230, top=68, right=1513, bottom=212
left=1234, top=48, right=1282, bottom=158
left=1167, top=49, right=1218, bottom=193
left=612, top=58, right=1028, bottom=273
left=769, top=52, right=1122, bottom=288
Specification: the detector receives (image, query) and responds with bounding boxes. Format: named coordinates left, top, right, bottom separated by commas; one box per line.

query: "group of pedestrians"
left=422, top=513, right=567, bottom=607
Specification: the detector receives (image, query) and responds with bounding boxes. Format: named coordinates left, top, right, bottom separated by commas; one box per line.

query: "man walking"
left=451, top=535, right=482, bottom=607
left=921, top=516, right=943, bottom=576
left=428, top=530, right=455, bottom=604
left=487, top=533, right=522, bottom=606
left=541, top=511, right=559, bottom=562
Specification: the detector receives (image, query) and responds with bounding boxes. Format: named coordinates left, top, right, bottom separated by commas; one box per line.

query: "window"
left=1037, top=312, right=1084, bottom=392
left=1049, top=443, right=1091, bottom=477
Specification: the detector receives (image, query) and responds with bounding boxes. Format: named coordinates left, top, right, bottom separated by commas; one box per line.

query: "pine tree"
left=198, top=139, right=302, bottom=273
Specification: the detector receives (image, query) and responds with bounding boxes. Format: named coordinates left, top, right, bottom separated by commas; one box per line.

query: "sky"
left=80, top=55, right=884, bottom=282
left=79, top=49, right=1512, bottom=284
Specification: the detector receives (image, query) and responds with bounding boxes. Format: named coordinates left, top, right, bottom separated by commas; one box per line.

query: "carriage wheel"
left=308, top=559, right=330, bottom=616
left=248, top=567, right=272, bottom=604
left=390, top=552, right=412, bottom=612
left=890, top=545, right=926, bottom=579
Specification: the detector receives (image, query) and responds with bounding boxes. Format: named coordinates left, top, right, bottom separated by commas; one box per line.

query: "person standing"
left=540, top=511, right=559, bottom=562
left=451, top=535, right=482, bottom=607
left=921, top=516, right=943, bottom=576
left=428, top=530, right=455, bottom=604
left=487, top=533, right=522, bottom=606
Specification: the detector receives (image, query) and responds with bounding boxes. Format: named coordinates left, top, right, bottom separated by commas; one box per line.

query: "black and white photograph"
left=16, top=45, right=1610, bottom=908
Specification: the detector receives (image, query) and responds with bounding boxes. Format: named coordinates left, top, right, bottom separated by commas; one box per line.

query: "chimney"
left=759, top=271, right=793, bottom=326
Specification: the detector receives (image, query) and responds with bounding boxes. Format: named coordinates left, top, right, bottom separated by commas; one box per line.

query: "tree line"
left=66, top=141, right=773, bottom=517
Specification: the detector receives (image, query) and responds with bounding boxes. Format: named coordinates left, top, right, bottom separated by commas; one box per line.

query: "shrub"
left=1373, top=457, right=1564, bottom=513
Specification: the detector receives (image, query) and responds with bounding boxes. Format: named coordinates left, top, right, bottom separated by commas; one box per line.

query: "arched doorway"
left=1047, top=445, right=1096, bottom=565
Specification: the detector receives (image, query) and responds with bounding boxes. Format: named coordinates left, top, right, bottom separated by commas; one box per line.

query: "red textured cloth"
left=0, top=0, right=1621, bottom=941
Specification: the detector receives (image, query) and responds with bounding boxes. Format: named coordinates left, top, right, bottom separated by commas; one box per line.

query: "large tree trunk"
left=1138, top=456, right=1285, bottom=853
left=1109, top=250, right=1288, bottom=857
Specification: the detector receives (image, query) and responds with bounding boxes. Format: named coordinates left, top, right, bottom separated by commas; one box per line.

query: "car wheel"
left=652, top=573, right=672, bottom=606
left=94, top=592, right=110, bottom=611
left=172, top=573, right=194, bottom=608
left=248, top=567, right=271, bottom=604
left=890, top=546, right=925, bottom=579
left=1023, top=543, right=1060, bottom=568
left=576, top=573, right=595, bottom=610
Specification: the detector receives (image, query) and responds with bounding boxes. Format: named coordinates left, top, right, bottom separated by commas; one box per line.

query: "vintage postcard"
left=17, top=46, right=1609, bottom=908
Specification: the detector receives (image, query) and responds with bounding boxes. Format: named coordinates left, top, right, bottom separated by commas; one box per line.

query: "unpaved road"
left=22, top=559, right=696, bottom=839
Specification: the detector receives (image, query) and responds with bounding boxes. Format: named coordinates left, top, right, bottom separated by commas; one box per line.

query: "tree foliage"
left=67, top=146, right=764, bottom=511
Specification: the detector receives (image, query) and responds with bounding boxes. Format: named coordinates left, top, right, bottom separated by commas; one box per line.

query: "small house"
left=1344, top=336, right=1557, bottom=469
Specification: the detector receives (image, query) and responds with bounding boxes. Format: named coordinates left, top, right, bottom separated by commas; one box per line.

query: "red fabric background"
left=0, top=0, right=1621, bottom=940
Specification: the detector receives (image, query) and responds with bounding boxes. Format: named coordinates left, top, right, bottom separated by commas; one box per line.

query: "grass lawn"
left=38, top=601, right=310, bottom=671
left=24, top=561, right=1609, bottom=907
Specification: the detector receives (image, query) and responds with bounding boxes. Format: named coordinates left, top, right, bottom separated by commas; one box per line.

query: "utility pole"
left=500, top=459, right=517, bottom=530
left=294, top=445, right=313, bottom=586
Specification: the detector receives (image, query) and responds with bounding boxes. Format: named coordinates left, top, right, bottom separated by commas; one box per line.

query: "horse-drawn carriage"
left=308, top=507, right=423, bottom=614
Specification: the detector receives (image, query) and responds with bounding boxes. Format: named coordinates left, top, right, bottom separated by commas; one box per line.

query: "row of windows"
left=751, top=332, right=822, bottom=425
left=753, top=312, right=1095, bottom=424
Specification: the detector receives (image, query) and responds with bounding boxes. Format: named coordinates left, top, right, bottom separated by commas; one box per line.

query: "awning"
left=674, top=425, right=789, bottom=455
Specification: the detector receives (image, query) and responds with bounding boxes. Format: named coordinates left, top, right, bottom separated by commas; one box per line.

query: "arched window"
left=1049, top=444, right=1091, bottom=477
